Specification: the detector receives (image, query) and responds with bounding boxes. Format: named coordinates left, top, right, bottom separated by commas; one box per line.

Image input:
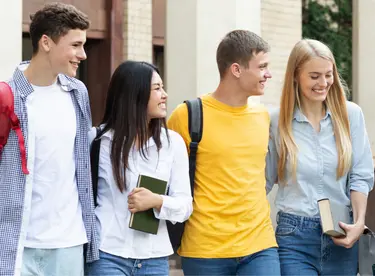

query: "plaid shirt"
left=0, top=63, right=99, bottom=276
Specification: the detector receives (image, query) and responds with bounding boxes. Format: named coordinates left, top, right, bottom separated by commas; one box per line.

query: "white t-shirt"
left=24, top=81, right=87, bottom=248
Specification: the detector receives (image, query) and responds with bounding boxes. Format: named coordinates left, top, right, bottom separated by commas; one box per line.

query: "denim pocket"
left=276, top=221, right=297, bottom=236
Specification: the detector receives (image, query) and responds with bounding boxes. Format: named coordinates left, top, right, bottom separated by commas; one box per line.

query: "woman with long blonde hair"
left=266, top=39, right=374, bottom=275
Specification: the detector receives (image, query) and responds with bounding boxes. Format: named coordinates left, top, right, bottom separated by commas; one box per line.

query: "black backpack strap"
left=184, top=98, right=203, bottom=196
left=90, top=127, right=102, bottom=207
left=166, top=98, right=203, bottom=253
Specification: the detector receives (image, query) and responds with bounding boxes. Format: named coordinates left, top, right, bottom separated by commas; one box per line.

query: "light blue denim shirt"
left=266, top=101, right=374, bottom=217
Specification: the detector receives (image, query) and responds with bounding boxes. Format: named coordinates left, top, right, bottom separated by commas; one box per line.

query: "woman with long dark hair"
left=85, top=61, right=193, bottom=275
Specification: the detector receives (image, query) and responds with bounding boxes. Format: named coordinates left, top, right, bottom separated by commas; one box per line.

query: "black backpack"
left=90, top=125, right=102, bottom=207
left=90, top=98, right=203, bottom=252
left=166, top=98, right=203, bottom=252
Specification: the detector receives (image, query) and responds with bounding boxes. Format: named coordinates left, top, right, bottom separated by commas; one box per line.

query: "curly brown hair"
left=29, top=2, right=90, bottom=54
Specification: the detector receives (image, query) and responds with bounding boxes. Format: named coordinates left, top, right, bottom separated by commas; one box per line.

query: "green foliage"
left=302, top=0, right=352, bottom=99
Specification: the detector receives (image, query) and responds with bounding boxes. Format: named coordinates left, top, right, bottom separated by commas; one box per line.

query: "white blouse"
left=89, top=127, right=193, bottom=259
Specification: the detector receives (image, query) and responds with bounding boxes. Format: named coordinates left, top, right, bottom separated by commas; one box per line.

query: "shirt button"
left=137, top=263, right=142, bottom=268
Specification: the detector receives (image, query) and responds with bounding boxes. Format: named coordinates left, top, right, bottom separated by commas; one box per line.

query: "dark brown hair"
left=216, top=30, right=270, bottom=78
left=100, top=61, right=169, bottom=192
left=29, top=3, right=90, bottom=54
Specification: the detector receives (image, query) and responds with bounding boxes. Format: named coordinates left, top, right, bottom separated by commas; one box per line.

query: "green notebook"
left=129, top=175, right=168, bottom=234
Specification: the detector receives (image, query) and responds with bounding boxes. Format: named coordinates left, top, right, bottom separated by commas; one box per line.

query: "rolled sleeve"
left=349, top=106, right=374, bottom=195
left=153, top=133, right=193, bottom=223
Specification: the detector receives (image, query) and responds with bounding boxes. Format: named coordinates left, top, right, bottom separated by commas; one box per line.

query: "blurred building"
left=2, top=0, right=373, bottom=141
left=0, top=0, right=302, bottom=124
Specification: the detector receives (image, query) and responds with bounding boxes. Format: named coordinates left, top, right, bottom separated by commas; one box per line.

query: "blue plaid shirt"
left=0, top=62, right=99, bottom=276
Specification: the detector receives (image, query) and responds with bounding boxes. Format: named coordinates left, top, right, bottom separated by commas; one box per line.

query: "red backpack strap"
left=0, top=82, right=29, bottom=174
left=0, top=105, right=11, bottom=156
left=9, top=113, right=29, bottom=174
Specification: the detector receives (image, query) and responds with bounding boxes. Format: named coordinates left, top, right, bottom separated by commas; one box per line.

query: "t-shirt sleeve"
left=167, top=103, right=191, bottom=150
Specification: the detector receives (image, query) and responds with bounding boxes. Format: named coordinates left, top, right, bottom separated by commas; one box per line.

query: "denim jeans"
left=85, top=250, right=169, bottom=276
left=181, top=247, right=280, bottom=276
left=21, top=245, right=84, bottom=276
left=276, top=212, right=358, bottom=276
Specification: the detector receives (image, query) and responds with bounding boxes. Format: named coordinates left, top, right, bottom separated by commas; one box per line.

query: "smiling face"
left=237, top=51, right=272, bottom=96
left=297, top=57, right=334, bottom=105
left=147, top=71, right=167, bottom=120
left=40, top=29, right=87, bottom=77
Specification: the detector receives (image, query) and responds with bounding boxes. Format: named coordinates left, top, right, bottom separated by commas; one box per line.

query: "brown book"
left=317, top=198, right=351, bottom=237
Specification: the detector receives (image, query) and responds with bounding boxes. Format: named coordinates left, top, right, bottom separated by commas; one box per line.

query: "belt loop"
left=299, top=215, right=304, bottom=228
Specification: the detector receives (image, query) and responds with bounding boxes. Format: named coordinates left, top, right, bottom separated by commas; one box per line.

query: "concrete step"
left=169, top=268, right=184, bottom=276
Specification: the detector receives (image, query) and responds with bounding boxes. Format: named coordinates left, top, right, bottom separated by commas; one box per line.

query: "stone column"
left=352, top=0, right=375, bottom=154
left=352, top=0, right=375, bottom=231
left=165, top=0, right=261, bottom=114
left=0, top=0, right=22, bottom=80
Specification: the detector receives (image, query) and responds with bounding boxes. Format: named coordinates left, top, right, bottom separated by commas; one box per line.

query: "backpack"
left=90, top=97, right=203, bottom=252
left=0, top=82, right=29, bottom=174
left=90, top=126, right=102, bottom=207
left=166, top=98, right=202, bottom=252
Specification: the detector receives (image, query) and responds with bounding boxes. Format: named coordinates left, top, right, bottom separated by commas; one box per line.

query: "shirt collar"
left=293, top=106, right=331, bottom=123
left=13, top=61, right=79, bottom=98
left=58, top=74, right=79, bottom=92
left=293, top=108, right=308, bottom=123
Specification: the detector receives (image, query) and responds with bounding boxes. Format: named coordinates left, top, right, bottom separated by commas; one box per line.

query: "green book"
left=129, top=175, right=168, bottom=234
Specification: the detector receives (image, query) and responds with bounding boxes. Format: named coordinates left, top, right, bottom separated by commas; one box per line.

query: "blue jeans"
left=85, top=250, right=169, bottom=276
left=181, top=247, right=280, bottom=276
left=21, top=245, right=84, bottom=276
left=276, top=212, right=358, bottom=276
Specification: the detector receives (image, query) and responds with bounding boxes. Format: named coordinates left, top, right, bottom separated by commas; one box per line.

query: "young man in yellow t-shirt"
left=168, top=30, right=280, bottom=275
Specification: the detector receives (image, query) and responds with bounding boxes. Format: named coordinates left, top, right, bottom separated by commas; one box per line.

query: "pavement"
left=169, top=268, right=184, bottom=276
left=169, top=255, right=183, bottom=276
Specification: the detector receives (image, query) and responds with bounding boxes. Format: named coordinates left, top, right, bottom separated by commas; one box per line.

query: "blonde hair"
left=278, top=39, right=352, bottom=182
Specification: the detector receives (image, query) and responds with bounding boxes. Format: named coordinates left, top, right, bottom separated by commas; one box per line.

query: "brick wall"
left=260, top=0, right=302, bottom=107
left=123, top=0, right=153, bottom=62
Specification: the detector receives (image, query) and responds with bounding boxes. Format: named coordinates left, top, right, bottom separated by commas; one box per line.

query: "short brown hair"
left=216, top=30, right=270, bottom=78
left=29, top=3, right=90, bottom=54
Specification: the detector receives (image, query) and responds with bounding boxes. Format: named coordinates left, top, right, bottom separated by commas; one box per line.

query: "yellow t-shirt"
left=167, top=94, right=277, bottom=258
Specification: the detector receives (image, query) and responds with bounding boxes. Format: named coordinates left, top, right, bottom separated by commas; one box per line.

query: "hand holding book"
left=128, top=175, right=168, bottom=234
left=128, top=187, right=163, bottom=213
left=332, top=221, right=365, bottom=249
left=318, top=196, right=365, bottom=249
left=332, top=190, right=367, bottom=249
